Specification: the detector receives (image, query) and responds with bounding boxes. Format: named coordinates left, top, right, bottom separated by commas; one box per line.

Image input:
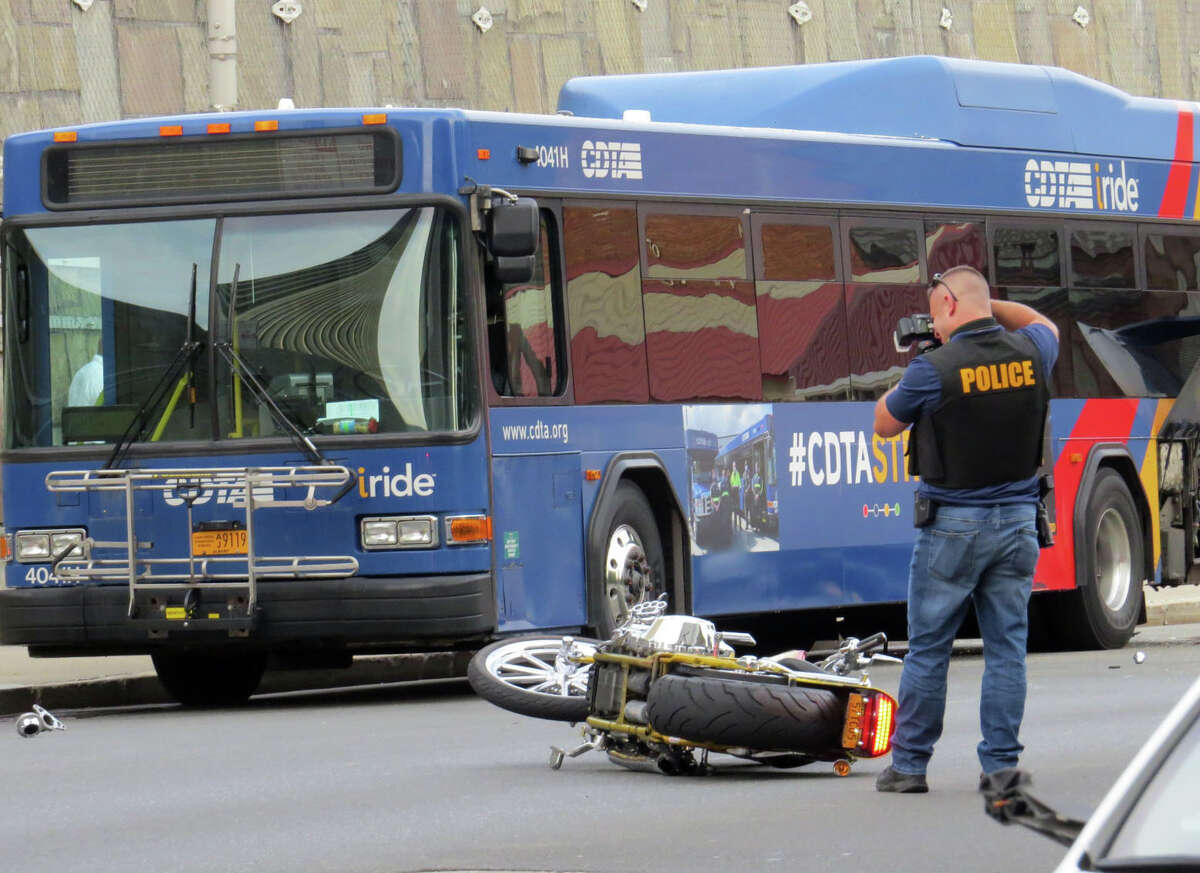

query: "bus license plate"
left=192, top=528, right=248, bottom=556
left=841, top=693, right=866, bottom=748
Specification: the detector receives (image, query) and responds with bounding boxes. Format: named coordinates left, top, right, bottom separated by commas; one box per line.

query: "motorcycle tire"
left=467, top=635, right=600, bottom=722
left=644, top=671, right=844, bottom=753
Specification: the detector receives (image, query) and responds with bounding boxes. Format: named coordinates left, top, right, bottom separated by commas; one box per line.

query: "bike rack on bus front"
left=43, top=466, right=359, bottom=632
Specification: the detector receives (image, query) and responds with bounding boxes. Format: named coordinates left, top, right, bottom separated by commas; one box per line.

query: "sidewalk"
left=2, top=584, right=1198, bottom=715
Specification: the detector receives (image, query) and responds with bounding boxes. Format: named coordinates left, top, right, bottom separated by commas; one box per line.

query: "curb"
left=1145, top=602, right=1200, bottom=627
left=0, top=651, right=472, bottom=716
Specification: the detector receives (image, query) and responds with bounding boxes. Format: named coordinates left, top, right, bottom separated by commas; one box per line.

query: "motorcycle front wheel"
left=644, top=670, right=844, bottom=753
left=467, top=635, right=600, bottom=722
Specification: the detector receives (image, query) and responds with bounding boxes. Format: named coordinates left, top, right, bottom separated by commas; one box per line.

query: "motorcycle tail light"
left=862, top=692, right=896, bottom=756
left=844, top=691, right=897, bottom=757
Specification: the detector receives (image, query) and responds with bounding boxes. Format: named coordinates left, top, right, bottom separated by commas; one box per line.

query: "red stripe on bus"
left=1157, top=108, right=1194, bottom=218
left=1037, top=399, right=1140, bottom=590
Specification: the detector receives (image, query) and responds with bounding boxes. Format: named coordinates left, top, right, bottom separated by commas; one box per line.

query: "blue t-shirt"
left=884, top=322, right=1059, bottom=505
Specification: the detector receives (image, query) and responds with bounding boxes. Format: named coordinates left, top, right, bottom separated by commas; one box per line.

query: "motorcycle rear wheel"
left=645, top=671, right=843, bottom=753
left=467, top=635, right=600, bottom=722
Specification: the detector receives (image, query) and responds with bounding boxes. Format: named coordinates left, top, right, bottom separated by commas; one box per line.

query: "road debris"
left=15, top=704, right=66, bottom=738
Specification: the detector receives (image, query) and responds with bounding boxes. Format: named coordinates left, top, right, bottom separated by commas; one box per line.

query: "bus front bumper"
left=0, top=574, right=496, bottom=653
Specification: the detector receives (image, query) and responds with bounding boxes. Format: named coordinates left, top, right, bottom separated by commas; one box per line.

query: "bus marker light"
left=255, top=120, right=279, bottom=132
left=53, top=131, right=77, bottom=143
left=584, top=469, right=601, bottom=481
left=207, top=122, right=231, bottom=134
left=362, top=113, right=387, bottom=125
left=477, top=149, right=491, bottom=160
left=0, top=533, right=10, bottom=563
left=448, top=515, right=491, bottom=545
left=159, top=125, right=183, bottom=137
left=1070, top=453, right=1083, bottom=463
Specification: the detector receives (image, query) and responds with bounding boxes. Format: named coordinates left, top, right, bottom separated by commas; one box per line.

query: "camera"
left=894, top=313, right=941, bottom=354
left=1036, top=474, right=1055, bottom=548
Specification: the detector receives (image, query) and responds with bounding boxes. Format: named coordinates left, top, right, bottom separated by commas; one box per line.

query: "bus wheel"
left=151, top=651, right=268, bottom=707
left=594, top=482, right=666, bottom=637
left=1062, top=469, right=1145, bottom=650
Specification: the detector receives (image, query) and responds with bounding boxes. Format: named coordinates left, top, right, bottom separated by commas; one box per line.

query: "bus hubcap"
left=605, top=524, right=653, bottom=623
left=1095, top=507, right=1132, bottom=612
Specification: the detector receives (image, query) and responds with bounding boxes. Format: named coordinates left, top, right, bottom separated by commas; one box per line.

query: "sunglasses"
left=928, top=272, right=959, bottom=303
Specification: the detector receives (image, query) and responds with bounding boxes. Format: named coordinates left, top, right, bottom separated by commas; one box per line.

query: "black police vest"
left=907, top=318, right=1049, bottom=489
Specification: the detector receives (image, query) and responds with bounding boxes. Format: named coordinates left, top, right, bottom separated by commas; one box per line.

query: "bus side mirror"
left=488, top=197, right=539, bottom=258
left=492, top=255, right=536, bottom=284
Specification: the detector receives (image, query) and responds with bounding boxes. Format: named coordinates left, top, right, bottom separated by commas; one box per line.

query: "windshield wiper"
left=105, top=264, right=204, bottom=469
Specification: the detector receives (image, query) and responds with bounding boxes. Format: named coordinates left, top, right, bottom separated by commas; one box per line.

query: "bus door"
left=485, top=205, right=585, bottom=630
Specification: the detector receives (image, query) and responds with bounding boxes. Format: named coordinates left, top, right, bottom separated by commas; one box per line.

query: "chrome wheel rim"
left=604, top=523, right=655, bottom=627
left=1095, top=507, right=1133, bottom=612
left=483, top=638, right=595, bottom=697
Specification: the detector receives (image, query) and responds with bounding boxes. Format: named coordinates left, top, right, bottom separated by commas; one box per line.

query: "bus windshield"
left=4, top=206, right=474, bottom=449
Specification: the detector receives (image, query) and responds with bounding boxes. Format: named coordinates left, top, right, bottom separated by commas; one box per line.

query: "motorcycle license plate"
left=841, top=693, right=867, bottom=748
left=192, top=527, right=247, bottom=556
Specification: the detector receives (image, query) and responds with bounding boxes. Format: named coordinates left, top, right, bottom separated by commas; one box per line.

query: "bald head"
left=938, top=265, right=991, bottom=307
left=928, top=265, right=993, bottom=340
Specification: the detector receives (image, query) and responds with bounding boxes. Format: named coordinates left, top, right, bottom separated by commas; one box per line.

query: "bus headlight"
left=360, top=516, right=438, bottom=550
left=15, top=529, right=85, bottom=563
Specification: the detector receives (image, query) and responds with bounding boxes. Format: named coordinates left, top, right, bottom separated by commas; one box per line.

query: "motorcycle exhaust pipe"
left=623, top=700, right=648, bottom=724
left=15, top=704, right=66, bottom=738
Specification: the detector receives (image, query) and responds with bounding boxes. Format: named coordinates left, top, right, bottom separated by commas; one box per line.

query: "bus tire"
left=151, top=651, right=268, bottom=707
left=592, top=482, right=666, bottom=637
left=644, top=672, right=844, bottom=753
left=1062, top=468, right=1144, bottom=649
left=467, top=635, right=600, bottom=722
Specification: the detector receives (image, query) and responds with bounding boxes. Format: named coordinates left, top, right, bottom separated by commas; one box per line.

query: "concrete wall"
left=0, top=0, right=1197, bottom=147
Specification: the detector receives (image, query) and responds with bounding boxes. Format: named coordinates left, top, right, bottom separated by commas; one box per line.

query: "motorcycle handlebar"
left=854, top=632, right=888, bottom=654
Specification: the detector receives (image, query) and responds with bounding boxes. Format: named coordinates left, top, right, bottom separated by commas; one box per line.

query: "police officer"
left=871, top=265, right=1059, bottom=794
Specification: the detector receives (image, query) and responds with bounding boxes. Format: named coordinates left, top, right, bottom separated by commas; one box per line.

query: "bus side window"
left=843, top=220, right=925, bottom=400
left=488, top=211, right=565, bottom=398
left=1145, top=232, right=1200, bottom=291
left=925, top=220, right=987, bottom=276
left=1070, top=226, right=1136, bottom=289
left=562, top=204, right=649, bottom=403
left=752, top=216, right=849, bottom=401
left=992, top=223, right=1070, bottom=398
left=1065, top=226, right=1136, bottom=397
left=640, top=209, right=759, bottom=401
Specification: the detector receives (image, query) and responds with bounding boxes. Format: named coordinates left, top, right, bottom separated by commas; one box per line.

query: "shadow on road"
left=66, top=676, right=474, bottom=719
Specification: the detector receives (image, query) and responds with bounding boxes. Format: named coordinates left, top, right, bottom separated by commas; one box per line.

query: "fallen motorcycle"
left=468, top=597, right=899, bottom=776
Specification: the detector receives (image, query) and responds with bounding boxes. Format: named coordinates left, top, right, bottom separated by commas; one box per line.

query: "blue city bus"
left=3, top=55, right=1199, bottom=703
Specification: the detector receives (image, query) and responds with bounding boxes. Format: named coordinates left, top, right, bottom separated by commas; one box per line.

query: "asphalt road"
left=5, top=623, right=1200, bottom=873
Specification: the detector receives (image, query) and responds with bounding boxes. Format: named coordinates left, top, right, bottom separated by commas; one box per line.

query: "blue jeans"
left=890, top=503, right=1039, bottom=776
